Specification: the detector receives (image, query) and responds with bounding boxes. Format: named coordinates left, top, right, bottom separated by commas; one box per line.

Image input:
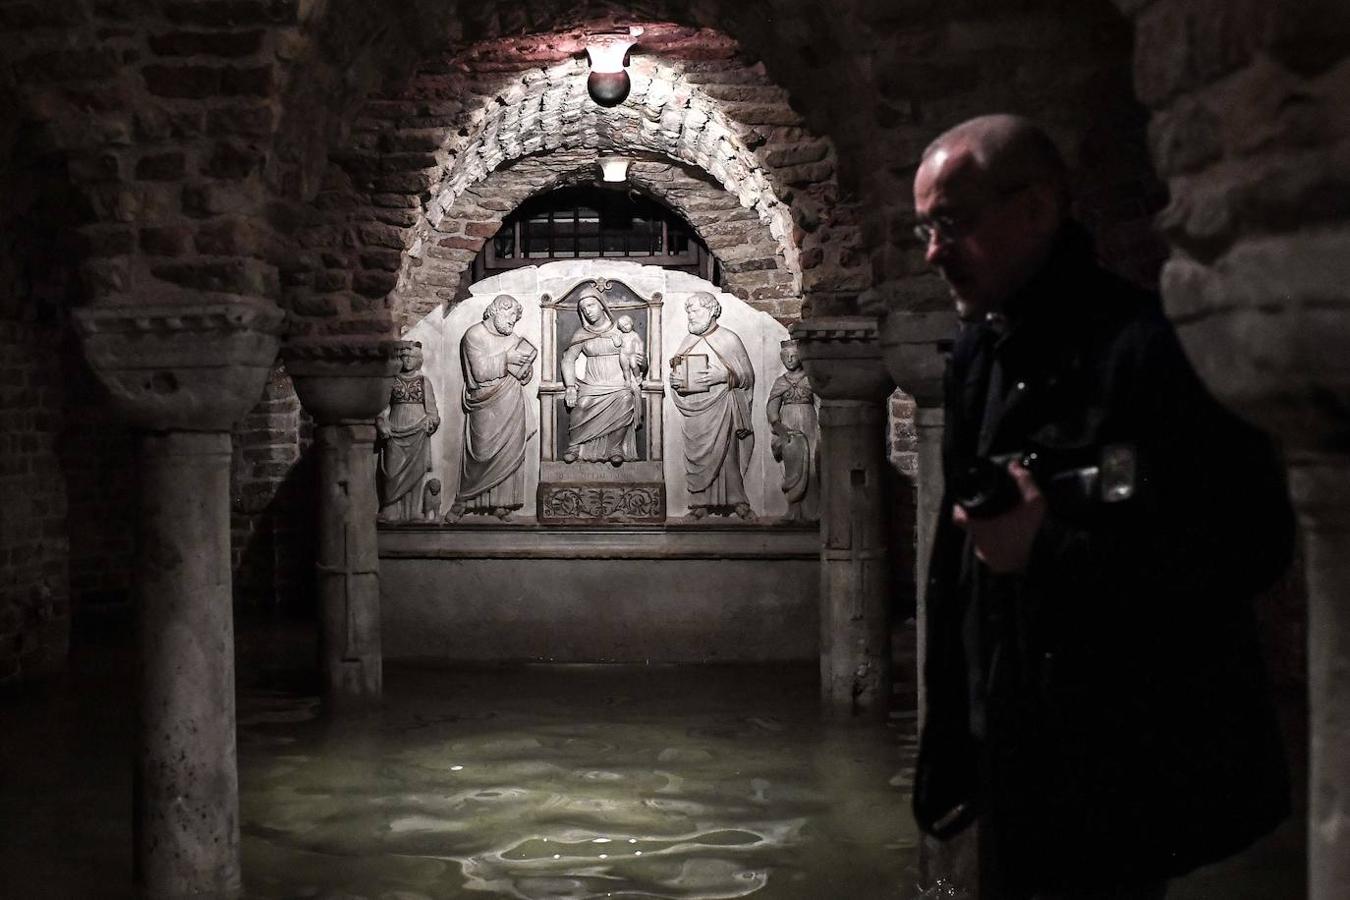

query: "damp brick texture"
left=230, top=363, right=314, bottom=610
left=0, top=322, right=71, bottom=685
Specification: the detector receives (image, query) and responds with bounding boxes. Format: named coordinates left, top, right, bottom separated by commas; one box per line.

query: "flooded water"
left=237, top=664, right=920, bottom=900
left=0, top=620, right=1305, bottom=900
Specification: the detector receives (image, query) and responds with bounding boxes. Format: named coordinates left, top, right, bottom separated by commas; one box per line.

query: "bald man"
left=911, top=115, right=1295, bottom=899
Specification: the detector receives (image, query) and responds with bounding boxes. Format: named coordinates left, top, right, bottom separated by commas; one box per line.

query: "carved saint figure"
left=668, top=291, right=756, bottom=519
left=767, top=340, right=820, bottom=522
left=451, top=294, right=537, bottom=520
left=376, top=342, right=440, bottom=523
left=561, top=289, right=645, bottom=465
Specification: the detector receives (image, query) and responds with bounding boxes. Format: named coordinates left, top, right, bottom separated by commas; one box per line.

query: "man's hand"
left=564, top=385, right=578, bottom=409
left=506, top=345, right=533, bottom=368
left=952, top=461, right=1045, bottom=574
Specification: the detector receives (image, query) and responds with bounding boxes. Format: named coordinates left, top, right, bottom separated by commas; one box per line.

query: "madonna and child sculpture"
left=561, top=289, right=646, bottom=464
left=376, top=342, right=439, bottom=523
left=450, top=294, right=537, bottom=520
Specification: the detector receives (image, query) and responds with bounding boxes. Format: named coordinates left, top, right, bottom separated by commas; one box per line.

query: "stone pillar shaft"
left=284, top=340, right=403, bottom=706
left=792, top=317, right=895, bottom=722
left=913, top=405, right=945, bottom=727
left=1290, top=456, right=1350, bottom=900
left=314, top=422, right=383, bottom=702
left=135, top=433, right=241, bottom=898
left=818, top=398, right=891, bottom=721
left=74, top=299, right=284, bottom=900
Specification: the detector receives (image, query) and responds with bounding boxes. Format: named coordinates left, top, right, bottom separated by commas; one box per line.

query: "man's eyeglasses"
left=912, top=214, right=974, bottom=247
left=913, top=183, right=1036, bottom=247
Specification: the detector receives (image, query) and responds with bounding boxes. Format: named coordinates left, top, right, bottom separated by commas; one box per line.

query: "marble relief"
left=376, top=342, right=440, bottom=523
left=388, top=262, right=807, bottom=525
left=668, top=291, right=757, bottom=520
left=767, top=340, right=820, bottom=523
left=450, top=295, right=537, bottom=520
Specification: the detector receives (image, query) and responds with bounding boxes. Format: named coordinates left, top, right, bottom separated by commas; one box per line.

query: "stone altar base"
left=379, top=524, right=819, bottom=663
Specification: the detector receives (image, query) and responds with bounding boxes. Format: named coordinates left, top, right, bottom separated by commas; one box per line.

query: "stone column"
left=283, top=341, right=403, bottom=706
left=1289, top=456, right=1350, bottom=898
left=73, top=300, right=285, bottom=899
left=880, top=309, right=974, bottom=896
left=878, top=310, right=955, bottom=724
left=791, top=317, right=895, bottom=721
left=1104, top=4, right=1350, bottom=894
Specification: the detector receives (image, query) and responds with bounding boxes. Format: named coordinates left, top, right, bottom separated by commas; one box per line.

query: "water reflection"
left=237, top=664, right=917, bottom=899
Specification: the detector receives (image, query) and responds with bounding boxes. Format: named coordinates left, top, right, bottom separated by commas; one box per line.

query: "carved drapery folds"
left=767, top=339, right=820, bottom=524
left=388, top=268, right=813, bottom=525
left=537, top=278, right=666, bottom=523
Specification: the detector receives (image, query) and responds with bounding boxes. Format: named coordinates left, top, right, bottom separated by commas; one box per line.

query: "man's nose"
left=924, top=234, right=949, bottom=266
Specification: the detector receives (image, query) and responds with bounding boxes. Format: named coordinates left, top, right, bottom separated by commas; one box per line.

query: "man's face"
left=491, top=306, right=519, bottom=335
left=579, top=296, right=603, bottom=325
left=686, top=301, right=714, bottom=335
left=913, top=145, right=1051, bottom=320
left=401, top=349, right=421, bottom=372
left=780, top=346, right=799, bottom=370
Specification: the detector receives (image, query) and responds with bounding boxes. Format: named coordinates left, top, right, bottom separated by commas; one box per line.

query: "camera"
left=953, top=443, right=1139, bottom=519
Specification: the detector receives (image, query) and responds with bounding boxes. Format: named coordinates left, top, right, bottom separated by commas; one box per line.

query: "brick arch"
left=393, top=151, right=799, bottom=331
left=289, top=23, right=857, bottom=338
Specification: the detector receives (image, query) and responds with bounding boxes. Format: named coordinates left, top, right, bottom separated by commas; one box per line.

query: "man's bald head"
left=920, top=114, right=1069, bottom=213
left=913, top=115, right=1071, bottom=319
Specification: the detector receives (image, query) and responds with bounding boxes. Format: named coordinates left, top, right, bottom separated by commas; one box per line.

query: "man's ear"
left=1024, top=181, right=1063, bottom=236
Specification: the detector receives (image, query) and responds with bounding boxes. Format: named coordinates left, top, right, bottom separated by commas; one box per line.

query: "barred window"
left=475, top=186, right=718, bottom=284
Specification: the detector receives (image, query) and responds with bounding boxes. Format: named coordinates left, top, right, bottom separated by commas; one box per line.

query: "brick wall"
left=0, top=321, right=70, bottom=684
left=230, top=364, right=314, bottom=611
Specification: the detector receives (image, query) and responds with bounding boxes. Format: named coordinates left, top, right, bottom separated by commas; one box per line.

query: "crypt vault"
left=1, top=0, right=1345, bottom=898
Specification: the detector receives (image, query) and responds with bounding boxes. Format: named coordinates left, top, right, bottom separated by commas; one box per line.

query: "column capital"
left=282, top=338, right=408, bottom=424
left=878, top=309, right=957, bottom=407
left=789, top=316, right=894, bottom=402
left=73, top=299, right=285, bottom=432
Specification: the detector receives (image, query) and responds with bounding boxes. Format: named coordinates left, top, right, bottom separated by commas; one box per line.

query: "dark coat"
left=912, top=227, right=1295, bottom=892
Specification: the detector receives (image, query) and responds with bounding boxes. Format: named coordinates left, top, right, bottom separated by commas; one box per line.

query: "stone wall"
left=0, top=0, right=1309, bottom=683
left=1109, top=0, right=1350, bottom=690
left=60, top=384, right=136, bottom=610
left=0, top=321, right=70, bottom=684
left=230, top=364, right=313, bottom=610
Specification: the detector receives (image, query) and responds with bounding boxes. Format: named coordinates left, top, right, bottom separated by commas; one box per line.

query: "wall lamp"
left=586, top=27, right=643, bottom=108
left=599, top=156, right=630, bottom=183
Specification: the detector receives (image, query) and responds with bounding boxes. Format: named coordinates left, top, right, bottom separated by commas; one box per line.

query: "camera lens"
left=954, top=458, right=1021, bottom=519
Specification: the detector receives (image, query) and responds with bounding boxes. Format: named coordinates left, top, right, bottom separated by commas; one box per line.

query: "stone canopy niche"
left=377, top=260, right=822, bottom=664
left=537, top=276, right=666, bottom=523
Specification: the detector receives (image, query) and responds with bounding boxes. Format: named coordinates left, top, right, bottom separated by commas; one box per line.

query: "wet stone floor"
left=237, top=663, right=920, bottom=900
